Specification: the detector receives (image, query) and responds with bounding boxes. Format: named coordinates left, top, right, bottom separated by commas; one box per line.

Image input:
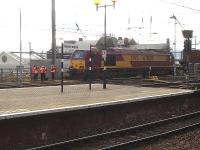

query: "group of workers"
left=32, top=64, right=57, bottom=81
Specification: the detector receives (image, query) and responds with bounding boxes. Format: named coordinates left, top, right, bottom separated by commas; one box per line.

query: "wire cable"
left=159, top=0, right=200, bottom=13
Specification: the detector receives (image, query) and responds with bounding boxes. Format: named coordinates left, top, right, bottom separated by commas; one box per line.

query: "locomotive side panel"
left=114, top=51, right=173, bottom=68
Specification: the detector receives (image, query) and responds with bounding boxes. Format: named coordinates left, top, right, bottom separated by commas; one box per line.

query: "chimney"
left=124, top=38, right=129, bottom=46
left=118, top=37, right=123, bottom=40
left=79, top=38, right=83, bottom=41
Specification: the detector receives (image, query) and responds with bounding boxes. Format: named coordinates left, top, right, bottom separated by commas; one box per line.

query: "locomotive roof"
left=103, top=48, right=171, bottom=55
left=74, top=47, right=171, bottom=55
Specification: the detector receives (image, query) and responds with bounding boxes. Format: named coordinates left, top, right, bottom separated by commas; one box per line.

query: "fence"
left=0, top=67, right=31, bottom=82
left=0, top=67, right=69, bottom=83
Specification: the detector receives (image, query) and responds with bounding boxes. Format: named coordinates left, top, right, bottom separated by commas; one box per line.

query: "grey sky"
left=0, top=0, right=200, bottom=52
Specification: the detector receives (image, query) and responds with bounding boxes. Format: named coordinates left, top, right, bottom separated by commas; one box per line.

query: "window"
left=72, top=51, right=85, bottom=59
left=2, top=55, right=7, bottom=63
left=106, top=54, right=116, bottom=66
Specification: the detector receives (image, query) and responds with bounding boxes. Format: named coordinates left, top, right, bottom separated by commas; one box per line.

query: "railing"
left=0, top=67, right=69, bottom=83
left=0, top=68, right=30, bottom=82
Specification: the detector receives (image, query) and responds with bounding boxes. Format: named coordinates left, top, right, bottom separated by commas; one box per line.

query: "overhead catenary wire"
left=56, top=28, right=102, bottom=37
left=75, top=23, right=86, bottom=39
left=159, top=0, right=200, bottom=13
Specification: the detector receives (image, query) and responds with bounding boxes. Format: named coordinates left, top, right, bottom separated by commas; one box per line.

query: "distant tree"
left=129, top=38, right=137, bottom=45
left=96, top=36, right=118, bottom=50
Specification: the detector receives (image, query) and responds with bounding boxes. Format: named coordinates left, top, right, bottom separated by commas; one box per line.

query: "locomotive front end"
left=69, top=50, right=86, bottom=78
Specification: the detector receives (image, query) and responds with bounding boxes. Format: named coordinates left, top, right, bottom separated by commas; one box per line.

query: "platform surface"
left=0, top=84, right=193, bottom=119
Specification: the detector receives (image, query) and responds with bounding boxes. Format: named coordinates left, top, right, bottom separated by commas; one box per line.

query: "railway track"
left=28, top=110, right=200, bottom=150
left=108, top=77, right=200, bottom=90
left=108, top=77, right=181, bottom=87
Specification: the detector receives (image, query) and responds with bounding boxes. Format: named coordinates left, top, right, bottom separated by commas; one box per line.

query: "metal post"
left=0, top=68, right=3, bottom=81
left=103, top=5, right=107, bottom=89
left=61, top=43, right=64, bottom=93
left=16, top=68, right=19, bottom=85
left=19, top=8, right=23, bottom=87
left=89, top=44, right=92, bottom=90
left=150, top=16, right=152, bottom=38
left=170, top=15, right=177, bottom=78
left=51, top=0, right=56, bottom=66
left=174, top=19, right=176, bottom=59
left=149, top=66, right=151, bottom=78
left=29, top=42, right=32, bottom=81
left=173, top=18, right=177, bottom=78
left=194, top=36, right=197, bottom=50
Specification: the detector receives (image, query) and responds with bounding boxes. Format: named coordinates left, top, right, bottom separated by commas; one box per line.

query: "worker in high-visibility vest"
left=34, top=67, right=39, bottom=80
left=32, top=65, right=38, bottom=81
left=51, top=64, right=57, bottom=80
left=44, top=66, right=48, bottom=81
left=32, top=65, right=36, bottom=80
left=40, top=66, right=45, bottom=81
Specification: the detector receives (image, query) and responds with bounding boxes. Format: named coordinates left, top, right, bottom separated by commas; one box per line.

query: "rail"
left=27, top=110, right=200, bottom=150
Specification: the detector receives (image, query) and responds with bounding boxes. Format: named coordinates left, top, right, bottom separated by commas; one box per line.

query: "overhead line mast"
left=51, top=0, right=56, bottom=65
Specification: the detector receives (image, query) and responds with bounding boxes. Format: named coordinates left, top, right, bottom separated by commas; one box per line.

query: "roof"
left=76, top=40, right=97, bottom=50
left=105, top=48, right=171, bottom=55
left=0, top=51, right=29, bottom=65
left=130, top=43, right=170, bottom=50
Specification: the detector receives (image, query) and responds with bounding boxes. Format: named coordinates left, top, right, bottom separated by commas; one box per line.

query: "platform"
left=0, top=84, right=193, bottom=120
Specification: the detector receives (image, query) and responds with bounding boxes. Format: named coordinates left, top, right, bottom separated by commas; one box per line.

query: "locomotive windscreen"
left=72, top=50, right=85, bottom=59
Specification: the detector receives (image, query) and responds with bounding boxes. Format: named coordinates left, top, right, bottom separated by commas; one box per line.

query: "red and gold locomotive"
left=69, top=47, right=174, bottom=79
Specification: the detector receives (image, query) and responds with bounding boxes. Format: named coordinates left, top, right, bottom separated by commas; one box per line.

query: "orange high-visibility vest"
left=32, top=66, right=39, bottom=74
left=32, top=66, right=36, bottom=73
left=44, top=67, right=47, bottom=73
left=34, top=68, right=38, bottom=74
left=51, top=65, right=56, bottom=73
left=40, top=66, right=45, bottom=73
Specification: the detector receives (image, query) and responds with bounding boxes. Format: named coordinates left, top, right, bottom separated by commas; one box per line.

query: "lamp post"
left=29, top=42, right=32, bottom=81
left=19, top=8, right=23, bottom=87
left=93, top=0, right=117, bottom=89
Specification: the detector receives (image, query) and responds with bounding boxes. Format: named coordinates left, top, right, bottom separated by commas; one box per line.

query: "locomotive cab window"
left=106, top=54, right=116, bottom=66
left=72, top=51, right=85, bottom=59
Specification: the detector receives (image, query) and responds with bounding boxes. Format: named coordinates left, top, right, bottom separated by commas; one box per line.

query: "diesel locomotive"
left=69, top=47, right=174, bottom=79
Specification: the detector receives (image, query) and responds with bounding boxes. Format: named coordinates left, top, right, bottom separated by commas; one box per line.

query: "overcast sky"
left=0, top=0, right=200, bottom=52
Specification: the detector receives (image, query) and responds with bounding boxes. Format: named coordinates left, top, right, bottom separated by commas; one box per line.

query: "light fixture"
left=93, top=0, right=101, bottom=5
left=111, top=0, right=117, bottom=8
left=93, top=0, right=101, bottom=10
left=111, top=0, right=117, bottom=3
